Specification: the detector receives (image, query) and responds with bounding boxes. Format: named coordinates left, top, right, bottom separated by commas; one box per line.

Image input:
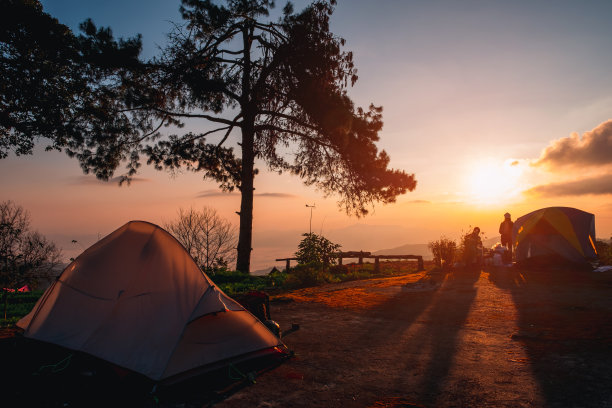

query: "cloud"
left=70, top=176, right=150, bottom=186
left=534, top=120, right=612, bottom=169
left=196, top=190, right=295, bottom=198
left=108, top=176, right=150, bottom=184
left=197, top=189, right=237, bottom=198
left=405, top=199, right=431, bottom=204
left=525, top=173, right=612, bottom=197
left=256, top=192, right=296, bottom=198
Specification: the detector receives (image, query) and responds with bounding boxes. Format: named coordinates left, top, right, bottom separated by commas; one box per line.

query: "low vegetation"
left=295, top=233, right=341, bottom=268
left=0, top=228, right=427, bottom=327
left=595, top=238, right=612, bottom=265
left=1, top=290, right=43, bottom=328
left=1, top=261, right=425, bottom=327
left=428, top=236, right=457, bottom=270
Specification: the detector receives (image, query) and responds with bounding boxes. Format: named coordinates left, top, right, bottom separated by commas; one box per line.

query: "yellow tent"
left=513, top=207, right=597, bottom=265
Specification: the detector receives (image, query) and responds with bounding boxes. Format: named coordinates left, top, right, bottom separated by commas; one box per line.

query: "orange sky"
left=3, top=1, right=612, bottom=271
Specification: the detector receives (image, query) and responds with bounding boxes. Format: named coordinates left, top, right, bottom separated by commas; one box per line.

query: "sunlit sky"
left=3, top=0, right=612, bottom=271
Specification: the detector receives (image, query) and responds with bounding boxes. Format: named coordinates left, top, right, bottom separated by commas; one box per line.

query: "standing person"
left=499, top=212, right=514, bottom=262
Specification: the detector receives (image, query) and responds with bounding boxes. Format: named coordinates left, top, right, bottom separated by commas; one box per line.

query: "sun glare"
left=465, top=159, right=523, bottom=205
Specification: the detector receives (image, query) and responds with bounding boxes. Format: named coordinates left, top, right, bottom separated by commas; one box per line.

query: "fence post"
left=358, top=252, right=363, bottom=265
left=418, top=256, right=424, bottom=271
left=286, top=259, right=291, bottom=272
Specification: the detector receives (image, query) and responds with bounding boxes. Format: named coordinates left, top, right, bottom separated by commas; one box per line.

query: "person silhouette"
left=464, top=227, right=483, bottom=268
left=499, top=212, right=514, bottom=263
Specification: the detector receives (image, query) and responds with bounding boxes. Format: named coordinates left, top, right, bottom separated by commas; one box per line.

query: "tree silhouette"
left=0, top=201, right=62, bottom=318
left=1, top=0, right=417, bottom=273
left=0, top=0, right=144, bottom=166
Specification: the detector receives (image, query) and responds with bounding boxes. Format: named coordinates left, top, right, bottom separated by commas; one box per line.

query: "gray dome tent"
left=17, top=221, right=287, bottom=383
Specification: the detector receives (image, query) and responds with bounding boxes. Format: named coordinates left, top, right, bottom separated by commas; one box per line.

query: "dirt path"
left=217, top=267, right=612, bottom=408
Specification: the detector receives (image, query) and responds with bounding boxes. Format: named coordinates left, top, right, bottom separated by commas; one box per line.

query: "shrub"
left=295, top=233, right=341, bottom=268
left=596, top=238, right=612, bottom=265
left=343, top=269, right=373, bottom=281
left=328, top=264, right=349, bottom=275
left=266, top=268, right=289, bottom=288
left=210, top=270, right=282, bottom=296
left=284, top=264, right=329, bottom=288
left=1, top=290, right=43, bottom=327
left=428, top=236, right=457, bottom=269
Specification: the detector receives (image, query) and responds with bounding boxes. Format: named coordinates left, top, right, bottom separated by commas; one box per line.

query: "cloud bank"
left=526, top=173, right=612, bottom=197
left=256, top=192, right=296, bottom=198
left=197, top=189, right=237, bottom=198
left=534, top=120, right=612, bottom=169
left=524, top=120, right=612, bottom=197
left=70, top=176, right=150, bottom=186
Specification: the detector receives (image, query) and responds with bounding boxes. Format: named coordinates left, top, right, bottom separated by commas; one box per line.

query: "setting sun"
left=465, top=159, right=523, bottom=204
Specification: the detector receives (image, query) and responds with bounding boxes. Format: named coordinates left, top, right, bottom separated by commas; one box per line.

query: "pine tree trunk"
left=236, top=117, right=255, bottom=274
left=236, top=24, right=255, bottom=274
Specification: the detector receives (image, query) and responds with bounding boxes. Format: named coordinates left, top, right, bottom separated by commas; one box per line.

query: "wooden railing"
left=276, top=251, right=424, bottom=273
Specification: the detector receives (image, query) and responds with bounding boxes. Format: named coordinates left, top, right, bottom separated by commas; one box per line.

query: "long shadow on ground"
left=489, top=266, right=612, bottom=407
left=274, top=270, right=446, bottom=407
left=360, top=267, right=480, bottom=407
left=399, top=268, right=480, bottom=407
left=216, top=268, right=480, bottom=408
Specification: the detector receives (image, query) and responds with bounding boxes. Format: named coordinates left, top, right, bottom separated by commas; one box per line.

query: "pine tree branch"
left=151, top=108, right=241, bottom=127
left=255, top=124, right=336, bottom=150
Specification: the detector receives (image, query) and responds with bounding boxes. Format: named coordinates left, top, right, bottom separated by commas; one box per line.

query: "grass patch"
left=209, top=269, right=288, bottom=296
left=1, top=290, right=44, bottom=327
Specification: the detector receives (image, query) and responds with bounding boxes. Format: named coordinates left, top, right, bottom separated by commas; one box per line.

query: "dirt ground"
left=217, top=265, right=612, bottom=408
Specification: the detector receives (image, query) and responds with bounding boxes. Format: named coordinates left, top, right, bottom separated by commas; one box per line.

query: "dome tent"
left=512, top=207, right=597, bottom=266
left=17, top=221, right=288, bottom=384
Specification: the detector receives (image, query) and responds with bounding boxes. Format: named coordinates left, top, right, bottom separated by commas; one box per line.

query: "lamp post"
left=305, top=204, right=316, bottom=234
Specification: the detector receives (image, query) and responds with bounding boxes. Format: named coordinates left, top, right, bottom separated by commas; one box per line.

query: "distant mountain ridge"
left=373, top=243, right=432, bottom=259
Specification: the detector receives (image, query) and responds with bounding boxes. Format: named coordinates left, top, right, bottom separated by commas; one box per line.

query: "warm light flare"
left=465, top=159, right=523, bottom=205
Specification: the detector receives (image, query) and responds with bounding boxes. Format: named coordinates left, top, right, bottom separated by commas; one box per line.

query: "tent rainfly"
left=512, top=207, right=597, bottom=265
left=17, top=221, right=288, bottom=383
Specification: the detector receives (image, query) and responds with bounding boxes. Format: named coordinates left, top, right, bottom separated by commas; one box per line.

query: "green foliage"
left=341, top=269, right=374, bottom=282
left=0, top=290, right=44, bottom=328
left=210, top=270, right=264, bottom=295
left=295, top=233, right=341, bottom=267
left=266, top=268, right=288, bottom=288
left=0, top=0, right=144, bottom=165
left=283, top=264, right=329, bottom=289
left=428, top=236, right=457, bottom=269
left=595, top=238, right=612, bottom=265
left=283, top=260, right=421, bottom=289
left=209, top=269, right=291, bottom=296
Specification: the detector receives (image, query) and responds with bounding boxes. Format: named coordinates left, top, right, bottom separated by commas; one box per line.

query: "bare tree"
left=0, top=200, right=62, bottom=317
left=165, top=207, right=238, bottom=274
